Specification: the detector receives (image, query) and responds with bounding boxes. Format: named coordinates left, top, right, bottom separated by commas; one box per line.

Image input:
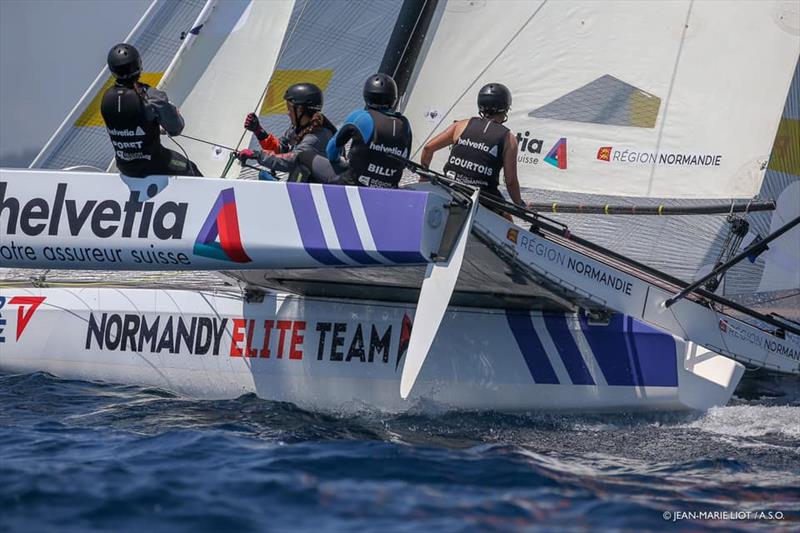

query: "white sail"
left=29, top=0, right=208, bottom=171
left=157, top=0, right=295, bottom=179
left=402, top=0, right=800, bottom=199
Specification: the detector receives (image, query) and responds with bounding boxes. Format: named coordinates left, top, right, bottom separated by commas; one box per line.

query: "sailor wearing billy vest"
left=324, top=74, right=412, bottom=188
left=421, top=83, right=524, bottom=216
left=100, top=44, right=201, bottom=178
left=237, top=83, right=337, bottom=182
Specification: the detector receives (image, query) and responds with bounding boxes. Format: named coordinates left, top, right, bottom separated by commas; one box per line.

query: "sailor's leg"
left=163, top=149, right=203, bottom=177
left=293, top=151, right=343, bottom=184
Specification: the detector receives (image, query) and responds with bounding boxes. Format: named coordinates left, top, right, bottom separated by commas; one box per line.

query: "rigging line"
left=233, top=0, right=311, bottom=153
left=411, top=0, right=549, bottom=158
left=176, top=133, right=236, bottom=152
left=391, top=0, right=429, bottom=80
left=645, top=0, right=694, bottom=196
left=168, top=136, right=192, bottom=162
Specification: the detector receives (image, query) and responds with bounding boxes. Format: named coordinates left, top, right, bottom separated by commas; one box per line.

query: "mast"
left=378, top=0, right=440, bottom=105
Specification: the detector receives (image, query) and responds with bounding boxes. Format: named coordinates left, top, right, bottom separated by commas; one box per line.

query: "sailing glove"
left=237, top=148, right=259, bottom=163
left=244, top=112, right=269, bottom=141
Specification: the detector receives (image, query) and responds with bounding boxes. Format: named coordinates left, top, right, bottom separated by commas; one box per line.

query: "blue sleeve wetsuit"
left=326, top=110, right=374, bottom=162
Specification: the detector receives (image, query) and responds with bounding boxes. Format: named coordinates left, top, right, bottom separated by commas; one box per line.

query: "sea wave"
left=1, top=372, right=798, bottom=532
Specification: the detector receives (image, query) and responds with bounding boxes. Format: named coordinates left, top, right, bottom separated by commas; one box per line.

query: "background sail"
left=29, top=0, right=207, bottom=171
left=401, top=0, right=799, bottom=199
left=728, top=58, right=800, bottom=297
left=157, top=0, right=295, bottom=179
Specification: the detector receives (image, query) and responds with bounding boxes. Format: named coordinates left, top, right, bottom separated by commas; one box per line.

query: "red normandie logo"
left=507, top=228, right=519, bottom=244
left=597, top=146, right=612, bottom=161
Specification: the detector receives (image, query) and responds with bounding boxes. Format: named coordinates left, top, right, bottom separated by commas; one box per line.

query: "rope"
left=175, top=133, right=236, bottom=152
left=216, top=0, right=311, bottom=179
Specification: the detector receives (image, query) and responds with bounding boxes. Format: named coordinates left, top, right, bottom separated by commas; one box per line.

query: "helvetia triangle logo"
left=544, top=138, right=568, bottom=170
left=193, top=188, right=252, bottom=263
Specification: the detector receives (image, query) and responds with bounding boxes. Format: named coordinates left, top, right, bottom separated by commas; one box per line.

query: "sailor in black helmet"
left=100, top=43, right=201, bottom=177
left=237, top=82, right=337, bottom=181
left=324, top=73, right=412, bottom=188
left=421, top=83, right=524, bottom=216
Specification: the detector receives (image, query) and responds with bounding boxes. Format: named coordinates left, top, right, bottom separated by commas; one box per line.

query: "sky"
left=0, top=0, right=151, bottom=167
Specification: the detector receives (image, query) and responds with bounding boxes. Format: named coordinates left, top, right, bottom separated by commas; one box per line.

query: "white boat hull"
left=0, top=286, right=743, bottom=412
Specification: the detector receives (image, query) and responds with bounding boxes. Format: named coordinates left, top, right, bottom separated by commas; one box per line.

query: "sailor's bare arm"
left=503, top=131, right=523, bottom=206
left=420, top=122, right=459, bottom=169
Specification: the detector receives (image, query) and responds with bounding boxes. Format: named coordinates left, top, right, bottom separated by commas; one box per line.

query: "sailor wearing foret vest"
left=236, top=83, right=337, bottom=182
left=100, top=44, right=202, bottom=178
left=323, top=73, right=413, bottom=188
left=421, top=83, right=524, bottom=217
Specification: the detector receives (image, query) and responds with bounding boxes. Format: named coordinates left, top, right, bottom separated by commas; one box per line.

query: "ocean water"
left=1, top=372, right=798, bottom=533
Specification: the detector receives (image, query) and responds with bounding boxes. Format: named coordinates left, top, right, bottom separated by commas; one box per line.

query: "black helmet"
left=107, top=43, right=142, bottom=81
left=477, top=83, right=512, bottom=116
left=363, top=73, right=398, bottom=110
left=284, top=83, right=323, bottom=111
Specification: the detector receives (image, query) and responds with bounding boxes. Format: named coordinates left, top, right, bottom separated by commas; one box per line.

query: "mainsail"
left=243, top=0, right=408, bottom=158
left=401, top=0, right=799, bottom=199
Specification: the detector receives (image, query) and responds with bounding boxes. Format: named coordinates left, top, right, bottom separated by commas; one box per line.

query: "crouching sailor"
left=237, top=82, right=337, bottom=182
left=323, top=73, right=413, bottom=188
left=101, top=43, right=202, bottom=177
left=421, top=83, right=524, bottom=216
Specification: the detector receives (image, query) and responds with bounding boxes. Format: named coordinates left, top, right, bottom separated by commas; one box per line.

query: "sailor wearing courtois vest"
left=421, top=83, right=524, bottom=216
left=236, top=83, right=337, bottom=182
left=323, top=73, right=413, bottom=188
left=100, top=44, right=202, bottom=178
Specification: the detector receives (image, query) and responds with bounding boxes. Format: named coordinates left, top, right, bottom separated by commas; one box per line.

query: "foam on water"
left=683, top=405, right=800, bottom=439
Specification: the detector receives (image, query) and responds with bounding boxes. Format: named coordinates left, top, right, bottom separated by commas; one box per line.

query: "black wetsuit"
left=324, top=109, right=413, bottom=188
left=100, top=82, right=201, bottom=177
left=443, top=117, right=508, bottom=200
left=335, top=109, right=411, bottom=188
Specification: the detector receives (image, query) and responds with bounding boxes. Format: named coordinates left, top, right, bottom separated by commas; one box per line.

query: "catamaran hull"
left=0, top=287, right=743, bottom=412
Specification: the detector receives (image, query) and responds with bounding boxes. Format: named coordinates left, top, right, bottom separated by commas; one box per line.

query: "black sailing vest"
left=443, top=117, right=508, bottom=195
left=100, top=84, right=164, bottom=174
left=348, top=110, right=411, bottom=188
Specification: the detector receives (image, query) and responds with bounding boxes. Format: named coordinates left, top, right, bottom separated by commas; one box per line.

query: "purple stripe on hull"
left=579, top=313, right=637, bottom=386
left=286, top=183, right=346, bottom=266
left=506, top=311, right=559, bottom=384
left=543, top=314, right=595, bottom=385
left=578, top=313, right=677, bottom=387
left=628, top=318, right=679, bottom=387
left=323, top=186, right=380, bottom=265
left=358, top=188, right=427, bottom=264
